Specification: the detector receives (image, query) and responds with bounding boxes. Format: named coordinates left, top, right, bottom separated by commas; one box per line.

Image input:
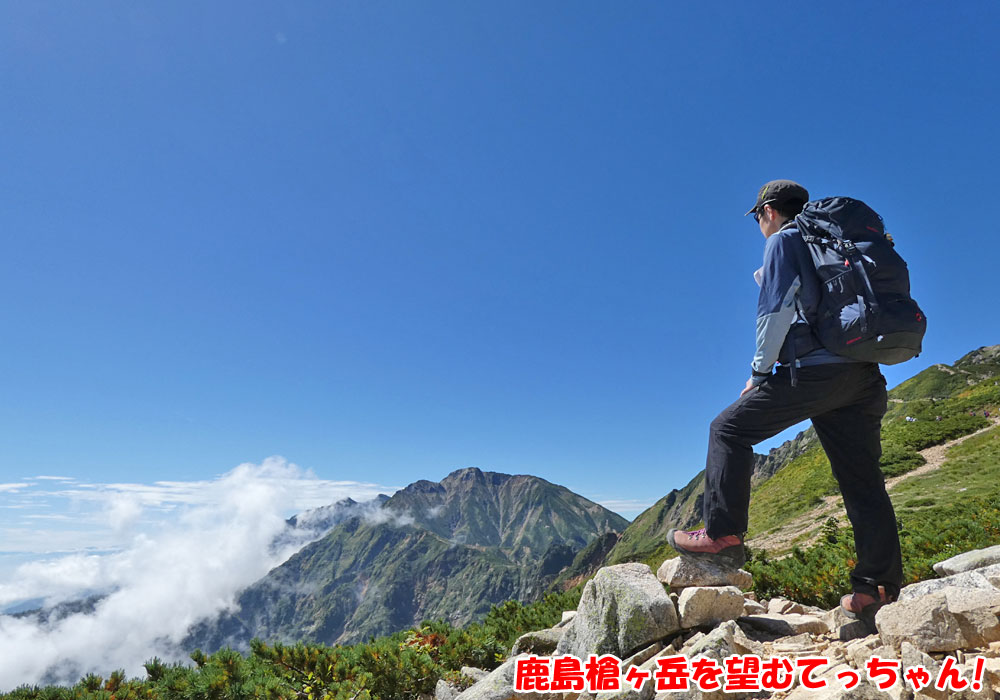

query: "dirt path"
left=746, top=416, right=1000, bottom=554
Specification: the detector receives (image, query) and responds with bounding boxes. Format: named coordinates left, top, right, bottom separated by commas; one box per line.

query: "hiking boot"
left=840, top=587, right=895, bottom=635
left=667, top=528, right=746, bottom=567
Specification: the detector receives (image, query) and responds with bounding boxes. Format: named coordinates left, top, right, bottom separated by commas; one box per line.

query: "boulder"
left=656, top=558, right=752, bottom=590
left=876, top=585, right=1000, bottom=652
left=510, top=627, right=562, bottom=656
left=677, top=586, right=745, bottom=628
left=742, top=599, right=766, bottom=615
left=934, top=546, right=1000, bottom=576
left=556, top=563, right=679, bottom=659
left=899, top=564, right=1000, bottom=601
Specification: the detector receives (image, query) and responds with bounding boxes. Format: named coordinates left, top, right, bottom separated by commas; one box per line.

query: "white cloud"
left=0, top=484, right=30, bottom=493
left=0, top=458, right=401, bottom=690
left=362, top=506, right=414, bottom=528
left=107, top=495, right=143, bottom=534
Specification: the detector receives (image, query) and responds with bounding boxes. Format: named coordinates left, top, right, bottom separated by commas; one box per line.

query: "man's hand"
left=740, top=377, right=756, bottom=397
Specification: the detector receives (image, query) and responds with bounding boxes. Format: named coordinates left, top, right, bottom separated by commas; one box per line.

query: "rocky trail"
left=446, top=544, right=1000, bottom=700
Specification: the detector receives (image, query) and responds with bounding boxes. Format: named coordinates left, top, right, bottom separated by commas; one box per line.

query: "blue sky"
left=1, top=0, right=999, bottom=556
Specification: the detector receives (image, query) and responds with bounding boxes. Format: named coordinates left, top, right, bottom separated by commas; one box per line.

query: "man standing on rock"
left=666, top=179, right=904, bottom=632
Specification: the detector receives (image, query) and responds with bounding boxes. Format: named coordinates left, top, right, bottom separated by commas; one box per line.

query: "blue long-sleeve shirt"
left=751, top=222, right=856, bottom=380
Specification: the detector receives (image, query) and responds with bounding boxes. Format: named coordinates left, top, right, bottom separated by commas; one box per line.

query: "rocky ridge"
left=440, top=545, right=1000, bottom=700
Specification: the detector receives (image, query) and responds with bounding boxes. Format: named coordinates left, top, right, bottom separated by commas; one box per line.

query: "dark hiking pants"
left=703, top=362, right=903, bottom=598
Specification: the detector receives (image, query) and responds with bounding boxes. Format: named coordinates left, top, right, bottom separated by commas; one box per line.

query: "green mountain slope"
left=746, top=345, right=998, bottom=545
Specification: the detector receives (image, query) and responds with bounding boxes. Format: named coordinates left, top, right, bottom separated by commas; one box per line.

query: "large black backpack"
left=794, top=197, right=926, bottom=364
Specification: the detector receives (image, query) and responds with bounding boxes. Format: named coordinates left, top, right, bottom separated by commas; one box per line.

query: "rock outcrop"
left=554, top=563, right=679, bottom=659
left=452, top=545, right=1000, bottom=700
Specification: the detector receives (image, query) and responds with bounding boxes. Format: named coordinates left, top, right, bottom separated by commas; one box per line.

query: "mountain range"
left=188, top=467, right=628, bottom=648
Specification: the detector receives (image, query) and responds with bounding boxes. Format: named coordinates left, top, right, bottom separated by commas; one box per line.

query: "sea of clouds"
left=0, top=458, right=398, bottom=690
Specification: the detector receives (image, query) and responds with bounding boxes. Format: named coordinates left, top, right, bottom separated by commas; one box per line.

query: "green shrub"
left=879, top=444, right=926, bottom=477
left=882, top=414, right=988, bottom=451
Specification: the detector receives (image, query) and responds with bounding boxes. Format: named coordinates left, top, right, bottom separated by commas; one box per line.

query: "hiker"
left=666, top=179, right=903, bottom=633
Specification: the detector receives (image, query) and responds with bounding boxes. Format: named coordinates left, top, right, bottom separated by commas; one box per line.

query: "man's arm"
left=746, top=233, right=801, bottom=390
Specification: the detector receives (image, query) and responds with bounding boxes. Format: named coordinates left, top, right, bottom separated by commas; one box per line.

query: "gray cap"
left=745, top=179, right=809, bottom=216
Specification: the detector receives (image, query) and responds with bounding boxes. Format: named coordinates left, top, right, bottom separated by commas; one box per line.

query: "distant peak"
left=402, top=479, right=446, bottom=494
left=441, top=467, right=515, bottom=488
left=444, top=467, right=485, bottom=480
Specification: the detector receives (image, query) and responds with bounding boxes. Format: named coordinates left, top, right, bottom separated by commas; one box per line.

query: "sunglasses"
left=752, top=200, right=777, bottom=223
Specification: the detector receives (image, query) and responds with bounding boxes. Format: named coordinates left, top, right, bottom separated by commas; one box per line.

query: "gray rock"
left=510, top=627, right=562, bottom=656
left=556, top=563, right=680, bottom=659
left=623, top=641, right=664, bottom=669
left=436, top=678, right=460, bottom=700
left=460, top=667, right=489, bottom=683
left=934, top=545, right=1000, bottom=576
left=876, top=585, right=1000, bottom=652
left=739, top=612, right=829, bottom=636
left=902, top=645, right=996, bottom=700
left=899, top=564, right=1000, bottom=601
left=679, top=630, right=705, bottom=652
left=767, top=597, right=803, bottom=614
left=742, top=599, right=766, bottom=615
left=656, top=557, right=752, bottom=590
left=677, top=586, right=745, bottom=628
left=731, top=624, right=764, bottom=656
left=901, top=642, right=946, bottom=700
left=454, top=655, right=546, bottom=700
left=655, top=625, right=764, bottom=699
left=684, top=620, right=739, bottom=660
left=586, top=643, right=670, bottom=700
left=845, top=636, right=882, bottom=670
left=561, top=610, right=578, bottom=625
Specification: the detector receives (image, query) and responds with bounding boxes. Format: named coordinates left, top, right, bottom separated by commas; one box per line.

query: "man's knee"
left=709, top=410, right=733, bottom=437
left=710, top=408, right=747, bottom=444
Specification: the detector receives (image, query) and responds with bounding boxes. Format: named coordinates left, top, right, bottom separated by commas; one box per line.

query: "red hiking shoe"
left=840, top=587, right=895, bottom=635
left=667, top=527, right=745, bottom=567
